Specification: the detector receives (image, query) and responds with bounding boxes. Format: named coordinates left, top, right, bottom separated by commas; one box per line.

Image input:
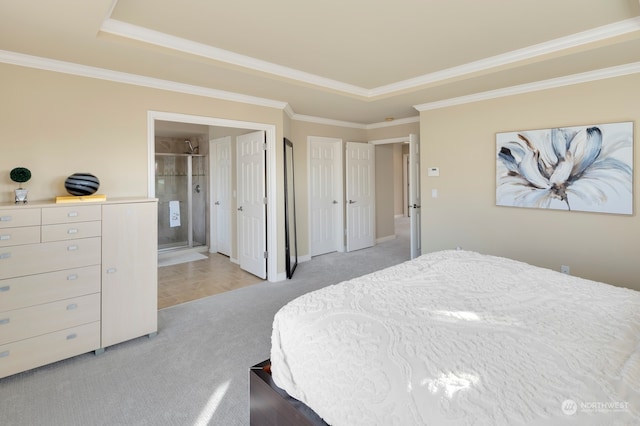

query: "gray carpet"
left=0, top=219, right=410, bottom=426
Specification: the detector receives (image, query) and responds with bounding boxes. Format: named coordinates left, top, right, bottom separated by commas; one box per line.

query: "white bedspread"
left=270, top=250, right=640, bottom=425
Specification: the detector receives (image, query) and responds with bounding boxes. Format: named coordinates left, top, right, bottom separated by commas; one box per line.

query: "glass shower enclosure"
left=155, top=153, right=207, bottom=251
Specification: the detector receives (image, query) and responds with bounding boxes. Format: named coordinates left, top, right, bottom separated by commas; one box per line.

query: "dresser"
left=0, top=198, right=157, bottom=378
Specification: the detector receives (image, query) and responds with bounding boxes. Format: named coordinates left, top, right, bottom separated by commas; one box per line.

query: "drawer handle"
left=67, top=274, right=79, bottom=281
left=0, top=285, right=10, bottom=292
left=0, top=350, right=9, bottom=358
left=106, top=268, right=117, bottom=274
left=67, top=245, right=78, bottom=251
left=0, top=216, right=12, bottom=222
left=0, top=252, right=11, bottom=260
left=67, top=228, right=78, bottom=234
left=0, top=318, right=10, bottom=325
left=0, top=234, right=10, bottom=241
left=68, top=211, right=79, bottom=217
left=66, top=333, right=77, bottom=340
left=66, top=303, right=78, bottom=310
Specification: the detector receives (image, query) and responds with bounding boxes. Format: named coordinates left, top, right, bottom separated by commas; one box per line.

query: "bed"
left=264, top=250, right=640, bottom=425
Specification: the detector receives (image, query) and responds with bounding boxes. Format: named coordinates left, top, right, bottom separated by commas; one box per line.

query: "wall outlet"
left=560, top=265, right=570, bottom=275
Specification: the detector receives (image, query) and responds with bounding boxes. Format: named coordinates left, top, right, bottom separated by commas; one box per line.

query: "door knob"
left=348, top=200, right=356, bottom=204
left=413, top=204, right=421, bottom=208
left=214, top=201, right=220, bottom=205
left=332, top=200, right=338, bottom=204
left=237, top=206, right=243, bottom=211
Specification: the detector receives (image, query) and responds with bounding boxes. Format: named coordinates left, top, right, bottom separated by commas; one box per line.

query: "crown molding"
left=0, top=48, right=415, bottom=129
left=414, top=61, right=640, bottom=111
left=0, top=49, right=287, bottom=110
left=369, top=136, right=410, bottom=145
left=100, top=18, right=370, bottom=97
left=2, top=48, right=637, bottom=128
left=373, top=17, right=640, bottom=97
left=101, top=13, right=640, bottom=99
left=285, top=107, right=419, bottom=129
left=286, top=112, right=367, bottom=129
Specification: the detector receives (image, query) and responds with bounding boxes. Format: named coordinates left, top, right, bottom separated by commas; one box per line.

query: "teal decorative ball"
left=65, top=173, right=100, bottom=196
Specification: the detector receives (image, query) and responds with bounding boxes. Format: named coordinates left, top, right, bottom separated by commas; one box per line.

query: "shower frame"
left=155, top=152, right=207, bottom=252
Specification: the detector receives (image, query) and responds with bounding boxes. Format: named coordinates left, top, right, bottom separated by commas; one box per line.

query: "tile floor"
left=157, top=252, right=263, bottom=309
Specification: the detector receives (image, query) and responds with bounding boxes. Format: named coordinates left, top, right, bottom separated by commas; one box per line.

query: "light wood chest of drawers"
left=0, top=198, right=157, bottom=379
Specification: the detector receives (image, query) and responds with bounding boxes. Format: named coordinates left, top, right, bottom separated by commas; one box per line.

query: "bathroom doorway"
left=148, top=111, right=278, bottom=283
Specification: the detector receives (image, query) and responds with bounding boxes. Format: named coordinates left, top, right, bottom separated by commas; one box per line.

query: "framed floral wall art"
left=496, top=121, right=633, bottom=215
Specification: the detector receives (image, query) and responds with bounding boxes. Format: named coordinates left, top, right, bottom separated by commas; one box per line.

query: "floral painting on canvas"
left=496, top=121, right=633, bottom=214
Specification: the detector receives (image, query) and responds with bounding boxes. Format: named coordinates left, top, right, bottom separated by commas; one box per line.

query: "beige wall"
left=0, top=62, right=422, bottom=275
left=0, top=63, right=287, bottom=274
left=0, top=64, right=283, bottom=201
left=420, top=73, right=640, bottom=290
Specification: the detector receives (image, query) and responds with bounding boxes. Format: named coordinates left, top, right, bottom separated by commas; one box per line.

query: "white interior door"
left=236, top=131, right=266, bottom=278
left=346, top=142, right=375, bottom=252
left=309, top=136, right=343, bottom=256
left=409, top=133, right=421, bottom=259
left=210, top=136, right=231, bottom=257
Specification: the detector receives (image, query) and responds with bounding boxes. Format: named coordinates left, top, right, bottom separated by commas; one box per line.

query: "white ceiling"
left=2, top=0, right=640, bottom=125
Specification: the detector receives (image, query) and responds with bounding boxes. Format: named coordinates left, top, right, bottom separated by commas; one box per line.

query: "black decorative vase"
left=64, top=173, right=100, bottom=196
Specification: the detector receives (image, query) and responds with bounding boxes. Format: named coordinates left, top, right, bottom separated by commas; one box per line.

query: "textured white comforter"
left=271, top=250, right=640, bottom=425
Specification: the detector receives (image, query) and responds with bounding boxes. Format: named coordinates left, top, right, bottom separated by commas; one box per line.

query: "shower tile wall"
left=156, top=135, right=208, bottom=155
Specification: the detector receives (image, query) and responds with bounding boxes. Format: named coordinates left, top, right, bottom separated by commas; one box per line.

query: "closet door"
left=101, top=201, right=158, bottom=348
left=309, top=136, right=343, bottom=256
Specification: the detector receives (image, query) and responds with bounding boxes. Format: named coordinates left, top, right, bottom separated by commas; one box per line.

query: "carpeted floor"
left=0, top=219, right=410, bottom=426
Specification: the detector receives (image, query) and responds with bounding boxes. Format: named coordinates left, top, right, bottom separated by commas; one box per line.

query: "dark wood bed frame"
left=250, top=359, right=328, bottom=426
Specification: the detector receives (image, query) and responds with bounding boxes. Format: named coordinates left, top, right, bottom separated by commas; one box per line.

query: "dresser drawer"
left=42, top=205, right=101, bottom=225
left=0, top=237, right=101, bottom=279
left=0, top=265, right=101, bottom=312
left=0, top=321, right=100, bottom=379
left=0, top=209, right=41, bottom=229
left=0, top=226, right=40, bottom=247
left=42, top=221, right=102, bottom=242
left=0, top=293, right=100, bottom=345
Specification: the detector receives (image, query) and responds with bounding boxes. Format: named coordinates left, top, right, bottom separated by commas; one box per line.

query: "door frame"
left=147, top=111, right=278, bottom=282
left=369, top=135, right=420, bottom=252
